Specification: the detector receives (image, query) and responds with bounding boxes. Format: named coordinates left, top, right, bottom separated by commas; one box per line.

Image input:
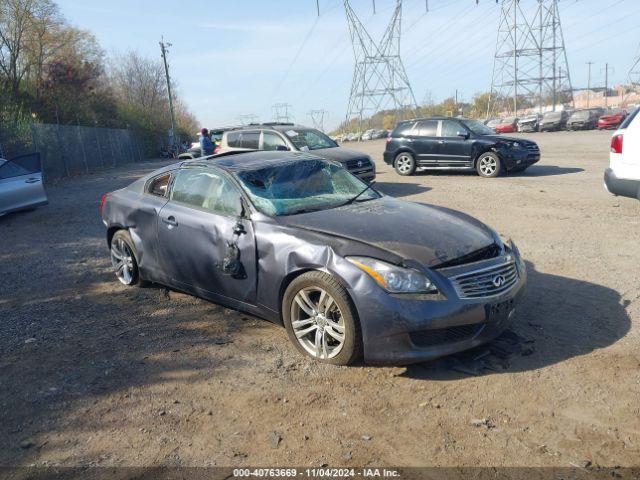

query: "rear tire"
left=394, top=152, right=416, bottom=176
left=476, top=152, right=502, bottom=178
left=282, top=271, right=362, bottom=365
left=110, top=230, right=144, bottom=286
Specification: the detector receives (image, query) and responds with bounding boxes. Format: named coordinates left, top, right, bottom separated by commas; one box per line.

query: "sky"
left=56, top=0, right=640, bottom=131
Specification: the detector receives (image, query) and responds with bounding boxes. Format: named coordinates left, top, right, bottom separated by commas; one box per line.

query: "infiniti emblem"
left=492, top=275, right=506, bottom=288
left=357, top=160, right=363, bottom=168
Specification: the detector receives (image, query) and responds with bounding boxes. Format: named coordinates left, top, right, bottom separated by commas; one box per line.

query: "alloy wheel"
left=111, top=238, right=135, bottom=285
left=478, top=155, right=498, bottom=176
left=290, top=287, right=345, bottom=360
left=396, top=155, right=413, bottom=174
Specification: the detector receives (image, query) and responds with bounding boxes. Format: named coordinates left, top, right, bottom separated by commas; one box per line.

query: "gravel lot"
left=1, top=129, right=639, bottom=469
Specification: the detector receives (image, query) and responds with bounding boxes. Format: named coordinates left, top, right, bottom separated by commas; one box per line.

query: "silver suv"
left=218, top=123, right=375, bottom=182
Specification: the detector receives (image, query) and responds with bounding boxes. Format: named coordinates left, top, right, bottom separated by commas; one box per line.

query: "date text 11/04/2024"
left=232, top=468, right=401, bottom=478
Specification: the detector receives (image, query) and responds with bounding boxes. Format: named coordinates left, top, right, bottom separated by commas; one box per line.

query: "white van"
left=605, top=106, right=640, bottom=201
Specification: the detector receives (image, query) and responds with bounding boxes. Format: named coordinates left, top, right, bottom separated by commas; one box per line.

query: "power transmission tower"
left=487, top=0, right=573, bottom=117
left=238, top=114, right=259, bottom=125
left=343, top=0, right=417, bottom=134
left=159, top=37, right=178, bottom=149
left=272, top=103, right=293, bottom=123
left=308, top=109, right=328, bottom=131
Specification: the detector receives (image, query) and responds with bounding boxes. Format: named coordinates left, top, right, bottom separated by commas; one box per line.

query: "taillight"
left=99, top=193, right=108, bottom=215
left=611, top=134, right=623, bottom=154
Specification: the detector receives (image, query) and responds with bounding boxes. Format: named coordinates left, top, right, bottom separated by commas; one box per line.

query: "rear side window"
left=620, top=107, right=640, bottom=129
left=415, top=120, right=438, bottom=137
left=240, top=132, right=260, bottom=149
left=148, top=173, right=171, bottom=197
left=262, top=132, right=287, bottom=151
left=392, top=122, right=416, bottom=136
left=227, top=132, right=241, bottom=148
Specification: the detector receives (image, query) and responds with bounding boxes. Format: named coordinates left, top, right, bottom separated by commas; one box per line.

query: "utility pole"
left=602, top=63, right=614, bottom=109
left=159, top=37, right=178, bottom=151
left=629, top=42, right=640, bottom=85
left=586, top=61, right=594, bottom=108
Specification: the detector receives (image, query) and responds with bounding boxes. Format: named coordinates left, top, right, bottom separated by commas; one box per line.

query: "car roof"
left=185, top=150, right=326, bottom=173
left=398, top=116, right=464, bottom=123
left=231, top=123, right=315, bottom=132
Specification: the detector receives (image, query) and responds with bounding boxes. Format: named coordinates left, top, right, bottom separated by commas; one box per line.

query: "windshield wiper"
left=337, top=181, right=378, bottom=208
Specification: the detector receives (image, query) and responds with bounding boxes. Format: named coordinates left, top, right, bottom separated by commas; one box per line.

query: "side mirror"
left=276, top=145, right=289, bottom=151
left=457, top=131, right=469, bottom=139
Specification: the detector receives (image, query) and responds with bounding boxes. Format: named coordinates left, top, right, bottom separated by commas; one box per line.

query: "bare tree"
left=111, top=51, right=168, bottom=116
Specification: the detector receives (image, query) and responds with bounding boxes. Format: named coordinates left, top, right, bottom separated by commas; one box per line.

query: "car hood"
left=311, top=147, right=370, bottom=163
left=600, top=114, right=622, bottom=121
left=519, top=117, right=538, bottom=123
left=481, top=135, right=531, bottom=144
left=279, top=197, right=497, bottom=268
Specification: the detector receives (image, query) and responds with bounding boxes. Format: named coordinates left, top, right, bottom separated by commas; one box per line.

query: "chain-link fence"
left=0, top=123, right=147, bottom=180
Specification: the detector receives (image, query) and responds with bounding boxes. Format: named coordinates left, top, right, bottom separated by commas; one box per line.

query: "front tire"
left=394, top=152, right=416, bottom=176
left=476, top=152, right=502, bottom=178
left=282, top=271, right=362, bottom=365
left=110, top=230, right=142, bottom=286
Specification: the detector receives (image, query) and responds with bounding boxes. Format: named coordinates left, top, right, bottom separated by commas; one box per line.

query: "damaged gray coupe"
left=100, top=151, right=526, bottom=365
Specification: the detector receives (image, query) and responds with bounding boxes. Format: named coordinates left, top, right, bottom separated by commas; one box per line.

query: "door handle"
left=25, top=178, right=40, bottom=183
left=437, top=140, right=445, bottom=144
left=162, top=216, right=178, bottom=227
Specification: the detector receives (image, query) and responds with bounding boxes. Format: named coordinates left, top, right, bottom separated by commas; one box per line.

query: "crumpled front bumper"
left=348, top=250, right=528, bottom=365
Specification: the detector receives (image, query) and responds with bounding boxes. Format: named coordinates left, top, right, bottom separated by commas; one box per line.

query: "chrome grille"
left=450, top=261, right=519, bottom=299
left=525, top=143, right=539, bottom=153
left=345, top=158, right=372, bottom=170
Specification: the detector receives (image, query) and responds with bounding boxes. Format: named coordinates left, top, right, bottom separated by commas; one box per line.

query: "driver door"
left=436, top=120, right=473, bottom=167
left=157, top=167, right=257, bottom=305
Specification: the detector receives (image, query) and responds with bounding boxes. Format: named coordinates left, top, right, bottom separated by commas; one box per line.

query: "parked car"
left=178, top=128, right=226, bottom=160
left=598, top=109, right=628, bottom=130
left=517, top=114, right=542, bottom=132
left=371, top=129, right=388, bottom=139
left=566, top=110, right=598, bottom=130
left=494, top=117, right=519, bottom=134
left=100, top=151, right=527, bottom=365
left=604, top=106, right=640, bottom=201
left=217, top=123, right=375, bottom=182
left=361, top=129, right=375, bottom=141
left=384, top=117, right=540, bottom=178
left=0, top=153, right=48, bottom=216
left=539, top=111, right=569, bottom=131
left=486, top=118, right=502, bottom=132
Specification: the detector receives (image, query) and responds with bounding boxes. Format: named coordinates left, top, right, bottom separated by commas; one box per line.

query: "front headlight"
left=347, top=256, right=438, bottom=294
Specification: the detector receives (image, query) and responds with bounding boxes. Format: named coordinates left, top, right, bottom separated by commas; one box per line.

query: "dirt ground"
left=1, top=129, right=639, bottom=469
